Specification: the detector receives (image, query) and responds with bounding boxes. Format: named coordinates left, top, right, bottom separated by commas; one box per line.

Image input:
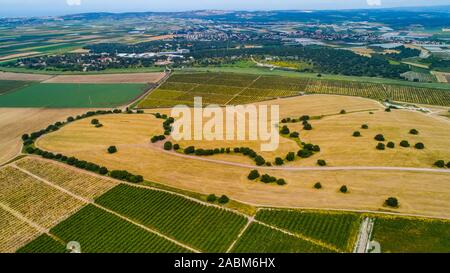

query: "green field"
left=231, top=223, right=332, bottom=253
left=256, top=209, right=361, bottom=252
left=48, top=205, right=191, bottom=253
left=96, top=184, right=247, bottom=252
left=0, top=83, right=146, bottom=107
left=138, top=72, right=450, bottom=108
left=16, top=234, right=66, bottom=253
left=0, top=80, right=34, bottom=95
left=371, top=216, right=450, bottom=253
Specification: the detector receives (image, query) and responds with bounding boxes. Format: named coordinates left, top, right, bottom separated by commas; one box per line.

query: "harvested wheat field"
left=36, top=95, right=450, bottom=218
left=0, top=72, right=53, bottom=82
left=43, top=72, right=166, bottom=84
left=0, top=108, right=93, bottom=165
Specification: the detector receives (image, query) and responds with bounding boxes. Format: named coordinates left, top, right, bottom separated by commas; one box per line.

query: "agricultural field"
left=230, top=223, right=332, bottom=253
left=0, top=166, right=85, bottom=228
left=16, top=234, right=66, bottom=254
left=0, top=80, right=34, bottom=95
left=0, top=108, right=90, bottom=165
left=371, top=216, right=450, bottom=253
left=48, top=205, right=192, bottom=253
left=138, top=72, right=450, bottom=108
left=0, top=83, right=146, bottom=107
left=96, top=184, right=247, bottom=252
left=36, top=94, right=450, bottom=218
left=0, top=207, right=40, bottom=253
left=43, top=72, right=166, bottom=84
left=255, top=209, right=361, bottom=252
left=15, top=157, right=117, bottom=200
left=0, top=71, right=53, bottom=81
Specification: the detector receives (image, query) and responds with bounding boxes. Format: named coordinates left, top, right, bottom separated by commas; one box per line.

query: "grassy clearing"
left=256, top=209, right=361, bottom=252
left=0, top=83, right=146, bottom=108
left=371, top=216, right=450, bottom=253
left=231, top=222, right=332, bottom=253
left=96, top=184, right=247, bottom=252
left=16, top=234, right=66, bottom=253
left=50, top=205, right=191, bottom=253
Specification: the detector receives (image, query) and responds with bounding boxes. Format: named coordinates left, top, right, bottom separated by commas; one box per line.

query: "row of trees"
left=247, top=170, right=286, bottom=185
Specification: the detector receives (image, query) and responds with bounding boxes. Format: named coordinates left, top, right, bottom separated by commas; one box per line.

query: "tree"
left=218, top=195, right=229, bottom=204
left=108, top=146, right=117, bottom=154
left=434, top=160, right=445, bottom=168
left=386, top=141, right=395, bottom=148
left=173, top=144, right=180, bottom=150
left=67, top=116, right=75, bottom=122
left=163, top=141, right=173, bottom=150
left=303, top=123, right=312, bottom=130
left=286, top=152, right=295, bottom=161
left=248, top=170, right=260, bottom=180
left=91, top=119, right=99, bottom=125
left=361, top=124, right=369, bottom=129
left=317, top=159, right=326, bottom=166
left=25, top=146, right=35, bottom=154
left=353, top=131, right=361, bottom=137
left=376, top=143, right=385, bottom=150
left=447, top=162, right=450, bottom=168
left=314, top=182, right=322, bottom=189
left=276, top=179, right=286, bottom=186
left=414, top=142, right=425, bottom=149
left=409, top=129, right=419, bottom=135
left=99, top=167, right=108, bottom=175
left=374, top=134, right=385, bottom=141
left=300, top=115, right=310, bottom=121
left=313, top=145, right=320, bottom=152
left=254, top=156, right=266, bottom=166
left=207, top=194, right=217, bottom=202
left=21, top=134, right=29, bottom=141
left=290, top=132, right=299, bottom=138
left=298, top=149, right=313, bottom=158
left=340, top=109, right=346, bottom=114
left=275, top=157, right=284, bottom=165
left=385, top=108, right=391, bottom=112
left=385, top=197, right=399, bottom=208
left=400, top=140, right=410, bottom=148
left=280, top=125, right=290, bottom=134
left=184, top=146, right=195, bottom=154
left=340, top=185, right=348, bottom=193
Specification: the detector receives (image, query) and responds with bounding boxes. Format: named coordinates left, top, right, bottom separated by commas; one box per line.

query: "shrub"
left=361, top=124, right=369, bottom=129
left=409, top=129, right=419, bottom=135
left=184, top=146, right=195, bottom=154
left=297, top=149, right=313, bottom=158
left=434, top=160, right=445, bottom=168
left=61, top=156, right=68, bottom=162
left=303, top=123, right=312, bottom=130
left=23, top=139, right=33, bottom=146
left=248, top=170, right=260, bottom=180
left=260, top=174, right=277, bottom=183
left=107, top=146, right=117, bottom=154
left=339, top=185, right=348, bottom=193
left=317, top=159, right=326, bottom=166
left=91, top=119, right=99, bottom=125
left=376, top=143, right=385, bottom=150
left=385, top=108, right=391, bottom=112
left=374, top=134, right=385, bottom=141
left=353, top=131, right=361, bottom=137
left=281, top=118, right=287, bottom=123
left=254, top=156, right=266, bottom=166
left=447, top=162, right=450, bottom=168
left=25, top=146, right=35, bottom=154
left=385, top=197, right=399, bottom=208
left=286, top=152, right=295, bottom=162
left=67, top=116, right=75, bottom=122
left=280, top=126, right=290, bottom=135
left=265, top=162, right=272, bottom=167
left=99, top=167, right=108, bottom=175
left=207, top=194, right=217, bottom=203
left=275, top=157, right=284, bottom=166
left=218, top=195, right=229, bottom=204
left=21, top=134, right=29, bottom=141
left=300, top=115, right=310, bottom=121
left=163, top=141, right=173, bottom=150
left=276, top=179, right=286, bottom=186
left=400, top=140, right=410, bottom=148
left=414, top=142, right=425, bottom=149
left=340, top=109, right=346, bottom=114
left=387, top=141, right=395, bottom=148
left=173, top=144, right=180, bottom=150
left=290, top=132, right=299, bottom=138
left=314, top=182, right=322, bottom=189
left=313, top=145, right=320, bottom=152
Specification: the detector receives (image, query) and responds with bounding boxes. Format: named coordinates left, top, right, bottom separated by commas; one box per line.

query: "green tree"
left=361, top=124, right=369, bottom=129
left=218, top=195, right=230, bottom=204
left=314, top=182, right=322, bottom=189
left=414, top=142, right=424, bottom=149
left=409, top=129, right=419, bottom=135
left=374, top=134, right=385, bottom=141
left=275, top=157, right=284, bottom=165
left=164, top=141, right=173, bottom=150
left=385, top=197, right=399, bottom=208
left=353, top=131, right=361, bottom=137
left=376, top=143, right=385, bottom=150
left=207, top=194, right=217, bottom=203
left=248, top=170, right=260, bottom=180
left=434, top=160, right=445, bottom=168
left=317, top=159, right=326, bottom=166
left=340, top=185, right=348, bottom=193
left=108, top=146, right=117, bottom=154
left=91, top=119, right=99, bottom=125
left=400, top=140, right=410, bottom=148
left=387, top=141, right=395, bottom=148
left=276, top=179, right=287, bottom=186
left=286, top=152, right=295, bottom=162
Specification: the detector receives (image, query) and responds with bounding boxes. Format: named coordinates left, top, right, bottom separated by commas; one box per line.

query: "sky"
left=0, top=0, right=449, bottom=17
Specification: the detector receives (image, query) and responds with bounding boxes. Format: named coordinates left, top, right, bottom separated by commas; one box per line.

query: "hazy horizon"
left=0, top=0, right=449, bottom=18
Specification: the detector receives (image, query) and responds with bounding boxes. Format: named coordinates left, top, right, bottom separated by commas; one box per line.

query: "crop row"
left=16, top=234, right=66, bottom=253
left=95, top=184, right=247, bottom=252
left=0, top=207, right=40, bottom=253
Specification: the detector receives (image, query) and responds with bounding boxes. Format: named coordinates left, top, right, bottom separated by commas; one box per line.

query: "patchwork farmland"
left=138, top=72, right=450, bottom=107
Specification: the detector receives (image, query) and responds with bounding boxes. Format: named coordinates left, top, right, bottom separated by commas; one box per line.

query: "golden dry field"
left=43, top=72, right=166, bottom=84
left=0, top=72, right=53, bottom=81
left=0, top=108, right=93, bottom=165
left=36, top=95, right=450, bottom=218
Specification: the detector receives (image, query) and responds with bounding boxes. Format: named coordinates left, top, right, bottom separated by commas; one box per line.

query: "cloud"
left=66, top=0, right=82, bottom=6
left=366, top=0, right=382, bottom=6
